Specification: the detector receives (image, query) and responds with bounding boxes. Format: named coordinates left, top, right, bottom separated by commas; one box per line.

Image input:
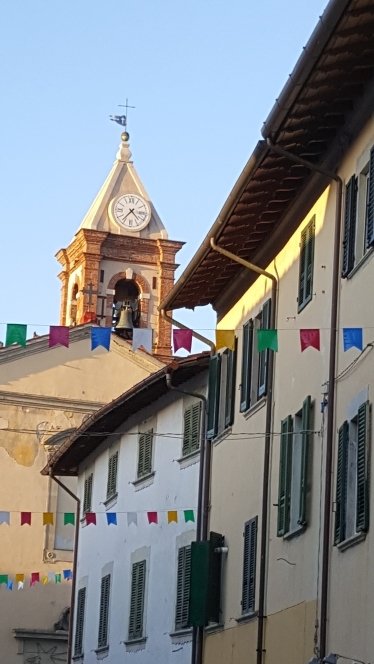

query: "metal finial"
left=109, top=98, right=135, bottom=138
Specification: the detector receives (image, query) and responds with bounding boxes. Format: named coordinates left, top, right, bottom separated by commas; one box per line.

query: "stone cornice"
left=0, top=390, right=103, bottom=412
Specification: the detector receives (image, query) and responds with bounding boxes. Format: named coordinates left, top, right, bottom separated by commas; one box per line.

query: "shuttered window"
left=128, top=560, right=146, bottom=640
left=242, top=517, right=257, bottom=614
left=298, top=217, right=315, bottom=311
left=356, top=402, right=370, bottom=532
left=97, top=574, right=111, bottom=649
left=299, top=396, right=312, bottom=526
left=366, top=147, right=374, bottom=248
left=334, top=421, right=349, bottom=544
left=74, top=587, right=86, bottom=656
left=106, top=451, right=118, bottom=499
left=137, top=430, right=153, bottom=479
left=258, top=299, right=271, bottom=397
left=341, top=176, right=358, bottom=277
left=240, top=321, right=253, bottom=412
left=83, top=473, right=93, bottom=514
left=225, top=342, right=237, bottom=428
left=175, top=546, right=192, bottom=630
left=207, top=355, right=221, bottom=439
left=183, top=403, right=201, bottom=456
left=277, top=416, right=293, bottom=536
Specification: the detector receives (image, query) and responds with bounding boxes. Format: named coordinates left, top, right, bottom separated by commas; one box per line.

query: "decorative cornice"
left=0, top=389, right=103, bottom=412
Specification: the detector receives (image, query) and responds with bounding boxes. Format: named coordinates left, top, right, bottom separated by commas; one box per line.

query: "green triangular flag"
left=0, top=574, right=8, bottom=585
left=184, top=510, right=195, bottom=523
left=64, top=512, right=75, bottom=526
left=257, top=329, right=278, bottom=352
left=6, top=324, right=27, bottom=347
left=55, top=573, right=62, bottom=584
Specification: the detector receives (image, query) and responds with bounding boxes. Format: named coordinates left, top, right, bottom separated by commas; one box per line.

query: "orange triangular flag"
left=43, top=512, right=54, bottom=525
left=167, top=510, right=178, bottom=524
left=15, top=573, right=25, bottom=583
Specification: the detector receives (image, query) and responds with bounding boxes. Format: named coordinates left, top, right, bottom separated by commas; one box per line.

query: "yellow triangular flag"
left=216, top=329, right=235, bottom=351
left=167, top=510, right=178, bottom=524
left=16, top=573, right=25, bottom=583
left=41, top=575, right=49, bottom=585
left=43, top=512, right=54, bottom=525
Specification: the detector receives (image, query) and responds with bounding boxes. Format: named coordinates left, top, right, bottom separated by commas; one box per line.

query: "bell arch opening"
left=112, top=278, right=140, bottom=337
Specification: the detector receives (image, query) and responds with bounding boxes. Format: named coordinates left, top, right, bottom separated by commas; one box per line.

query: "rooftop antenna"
left=109, top=98, right=135, bottom=141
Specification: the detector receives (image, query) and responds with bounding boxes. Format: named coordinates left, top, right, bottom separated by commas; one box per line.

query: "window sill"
left=103, top=493, right=118, bottom=509
left=94, top=645, right=109, bottom=659
left=236, top=610, right=258, bottom=624
left=204, top=622, right=224, bottom=634
left=170, top=627, right=193, bottom=638
left=132, top=472, right=155, bottom=488
left=72, top=655, right=84, bottom=662
left=346, top=245, right=374, bottom=279
left=212, top=426, right=232, bottom=447
left=177, top=449, right=200, bottom=466
left=283, top=524, right=306, bottom=540
left=242, top=397, right=266, bottom=420
left=337, top=530, right=367, bottom=551
left=124, top=637, right=147, bottom=647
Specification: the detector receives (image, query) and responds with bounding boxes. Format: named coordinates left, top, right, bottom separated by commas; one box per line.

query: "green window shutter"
left=106, top=451, right=118, bottom=499
left=137, top=430, right=153, bottom=478
left=341, top=176, right=358, bottom=277
left=298, top=217, right=315, bottom=310
left=277, top=416, right=293, bottom=536
left=175, top=545, right=192, bottom=630
left=240, top=322, right=253, bottom=412
left=183, top=403, right=201, bottom=456
left=299, top=396, right=312, bottom=526
left=189, top=532, right=224, bottom=626
left=334, top=421, right=349, bottom=544
left=83, top=473, right=93, bottom=514
left=225, top=340, right=237, bottom=428
left=74, top=587, right=86, bottom=656
left=207, top=355, right=221, bottom=439
left=366, top=147, right=374, bottom=248
left=242, top=516, right=257, bottom=614
left=356, top=401, right=370, bottom=533
left=98, top=574, right=111, bottom=648
left=258, top=299, right=271, bottom=398
left=128, top=560, right=146, bottom=640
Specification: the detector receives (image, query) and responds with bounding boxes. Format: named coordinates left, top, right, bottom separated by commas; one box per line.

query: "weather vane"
left=109, top=98, right=135, bottom=140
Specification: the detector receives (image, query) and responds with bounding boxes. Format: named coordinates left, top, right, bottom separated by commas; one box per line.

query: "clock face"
left=110, top=194, right=151, bottom=231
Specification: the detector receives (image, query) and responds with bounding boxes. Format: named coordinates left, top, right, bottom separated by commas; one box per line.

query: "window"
left=298, top=217, right=315, bottom=311
left=242, top=517, right=257, bottom=615
left=175, top=545, right=192, bottom=630
left=182, top=403, right=201, bottom=457
left=207, top=343, right=237, bottom=439
left=137, top=430, right=153, bottom=479
left=342, top=146, right=374, bottom=276
left=74, top=587, right=86, bottom=656
left=106, top=451, right=118, bottom=500
left=83, top=473, right=93, bottom=514
left=277, top=396, right=313, bottom=537
left=334, top=401, right=371, bottom=545
left=98, top=574, right=111, bottom=649
left=240, top=300, right=271, bottom=412
left=128, top=560, right=146, bottom=640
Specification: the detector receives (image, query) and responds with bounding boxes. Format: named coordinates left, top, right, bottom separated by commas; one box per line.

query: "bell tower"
left=56, top=132, right=183, bottom=357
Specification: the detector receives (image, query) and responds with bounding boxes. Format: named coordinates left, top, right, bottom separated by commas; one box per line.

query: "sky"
left=0, top=0, right=327, bottom=345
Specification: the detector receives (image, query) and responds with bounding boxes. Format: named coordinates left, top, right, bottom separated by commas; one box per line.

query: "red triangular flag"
left=30, top=572, right=40, bottom=586
left=300, top=329, right=320, bottom=352
left=173, top=329, right=193, bottom=353
left=147, top=511, right=158, bottom=525
left=85, top=512, right=97, bottom=526
left=49, top=326, right=70, bottom=348
left=20, top=512, right=32, bottom=526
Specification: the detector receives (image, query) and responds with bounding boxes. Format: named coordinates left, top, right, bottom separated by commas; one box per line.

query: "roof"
left=42, top=352, right=209, bottom=476
left=160, top=0, right=374, bottom=316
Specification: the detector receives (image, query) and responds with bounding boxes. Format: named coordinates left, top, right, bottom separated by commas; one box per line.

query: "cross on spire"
left=118, top=98, right=135, bottom=131
left=82, top=282, right=98, bottom=310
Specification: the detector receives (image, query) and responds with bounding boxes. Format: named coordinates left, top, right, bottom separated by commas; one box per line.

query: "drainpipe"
left=165, top=373, right=208, bottom=664
left=160, top=309, right=216, bottom=354
left=210, top=237, right=277, bottom=664
left=266, top=139, right=343, bottom=661
left=50, top=473, right=80, bottom=664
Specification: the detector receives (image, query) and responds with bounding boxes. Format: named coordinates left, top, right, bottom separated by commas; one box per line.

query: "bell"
left=115, top=306, right=133, bottom=330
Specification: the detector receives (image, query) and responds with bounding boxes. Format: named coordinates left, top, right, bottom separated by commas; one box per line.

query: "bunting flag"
left=63, top=569, right=73, bottom=581
left=106, top=512, right=117, bottom=526
left=17, top=581, right=24, bottom=591
left=85, top=512, right=96, bottom=526
left=41, top=576, right=49, bottom=585
left=132, top=328, right=153, bottom=353
left=257, top=329, right=278, bottom=352
left=91, top=327, right=111, bottom=351
left=215, top=330, right=235, bottom=351
left=63, top=512, right=75, bottom=526
left=49, top=326, right=70, bottom=348
left=42, top=512, right=54, bottom=526
left=184, top=510, right=195, bottom=523
left=20, top=512, right=31, bottom=526
left=30, top=572, right=40, bottom=586
left=16, top=574, right=25, bottom=584
left=127, top=512, right=138, bottom=526
left=6, top=324, right=27, bottom=347
left=147, top=511, right=158, bottom=525
left=0, top=575, right=8, bottom=586
left=55, top=574, right=62, bottom=584
left=343, top=327, right=363, bottom=351
left=167, top=510, right=178, bottom=524
left=173, top=329, right=193, bottom=353
left=7, top=580, right=13, bottom=591
left=300, top=329, right=320, bottom=352
left=0, top=571, right=72, bottom=590
left=0, top=512, right=10, bottom=525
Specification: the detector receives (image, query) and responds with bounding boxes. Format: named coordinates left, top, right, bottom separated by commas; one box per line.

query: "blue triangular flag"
left=91, top=327, right=111, bottom=351
left=63, top=569, right=73, bottom=581
left=106, top=512, right=117, bottom=526
left=7, top=579, right=13, bottom=591
left=343, top=328, right=363, bottom=351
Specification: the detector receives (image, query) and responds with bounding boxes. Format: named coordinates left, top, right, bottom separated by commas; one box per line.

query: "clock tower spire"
left=56, top=132, right=183, bottom=357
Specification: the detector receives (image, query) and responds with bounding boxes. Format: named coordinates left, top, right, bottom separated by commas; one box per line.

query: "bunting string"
left=0, top=569, right=73, bottom=590
left=0, top=509, right=196, bottom=527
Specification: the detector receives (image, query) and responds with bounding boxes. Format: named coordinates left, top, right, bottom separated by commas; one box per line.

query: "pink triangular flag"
left=20, top=512, right=31, bottom=526
left=85, top=512, right=97, bottom=526
left=49, top=326, right=70, bottom=348
left=30, top=572, right=40, bottom=586
left=147, top=511, right=158, bottom=525
left=173, top=329, right=193, bottom=353
left=300, top=329, right=320, bottom=352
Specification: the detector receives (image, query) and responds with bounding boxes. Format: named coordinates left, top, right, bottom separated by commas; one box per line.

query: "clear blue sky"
left=0, top=0, right=327, bottom=344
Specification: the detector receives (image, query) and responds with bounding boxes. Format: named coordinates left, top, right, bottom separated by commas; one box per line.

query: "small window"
left=83, top=473, right=93, bottom=514
left=240, top=300, right=271, bottom=412
left=74, top=587, right=86, bottom=656
left=175, top=545, right=192, bottom=630
left=207, top=343, right=237, bottom=439
left=106, top=451, right=118, bottom=500
left=137, top=430, right=153, bottom=479
left=242, top=517, right=257, bottom=615
left=334, top=401, right=370, bottom=545
left=277, top=396, right=312, bottom=537
left=298, top=217, right=315, bottom=311
left=128, top=560, right=146, bottom=640
left=98, top=574, right=111, bottom=649
left=100, top=270, right=105, bottom=283
left=182, top=404, right=201, bottom=457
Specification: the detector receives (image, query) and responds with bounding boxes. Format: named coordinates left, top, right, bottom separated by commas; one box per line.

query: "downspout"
left=165, top=373, right=208, bottom=664
left=161, top=309, right=216, bottom=354
left=210, top=237, right=277, bottom=664
left=266, top=139, right=343, bottom=661
left=50, top=473, right=80, bottom=664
